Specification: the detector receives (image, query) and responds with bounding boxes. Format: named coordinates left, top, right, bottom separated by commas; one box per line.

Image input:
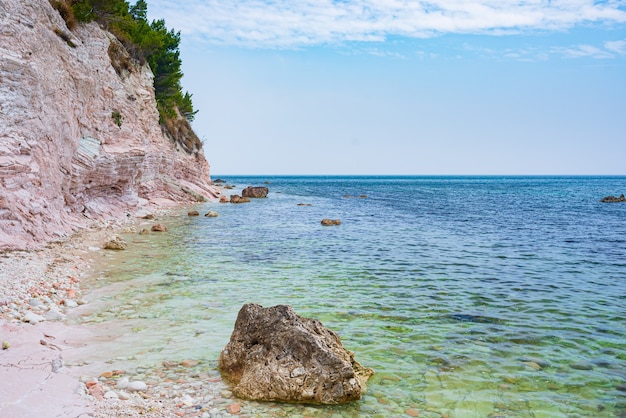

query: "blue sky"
left=147, top=1, right=626, bottom=175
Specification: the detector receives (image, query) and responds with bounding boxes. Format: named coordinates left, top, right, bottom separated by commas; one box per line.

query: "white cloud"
left=147, top=0, right=626, bottom=49
left=605, top=39, right=626, bottom=54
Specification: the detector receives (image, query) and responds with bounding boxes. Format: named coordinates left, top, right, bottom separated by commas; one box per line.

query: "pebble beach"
left=0, top=216, right=242, bottom=418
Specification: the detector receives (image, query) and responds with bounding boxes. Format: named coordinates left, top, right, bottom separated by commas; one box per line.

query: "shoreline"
left=0, top=206, right=242, bottom=417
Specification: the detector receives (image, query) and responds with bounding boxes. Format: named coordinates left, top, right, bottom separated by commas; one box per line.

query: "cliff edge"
left=0, top=0, right=219, bottom=250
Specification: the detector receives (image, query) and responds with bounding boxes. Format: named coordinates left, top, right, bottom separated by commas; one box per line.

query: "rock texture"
left=0, top=0, right=219, bottom=250
left=241, top=186, right=269, bottom=198
left=218, top=304, right=374, bottom=404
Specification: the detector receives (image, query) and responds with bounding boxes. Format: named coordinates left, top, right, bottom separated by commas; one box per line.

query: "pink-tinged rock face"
left=0, top=0, right=219, bottom=250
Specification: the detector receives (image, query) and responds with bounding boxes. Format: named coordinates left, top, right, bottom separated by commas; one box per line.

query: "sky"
left=147, top=0, right=626, bottom=175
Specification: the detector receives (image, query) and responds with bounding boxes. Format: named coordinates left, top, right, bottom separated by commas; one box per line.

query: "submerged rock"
left=151, top=223, right=168, bottom=232
left=219, top=304, right=374, bottom=404
left=321, top=219, right=341, bottom=226
left=205, top=211, right=219, bottom=217
left=103, top=236, right=127, bottom=250
left=241, top=186, right=269, bottom=198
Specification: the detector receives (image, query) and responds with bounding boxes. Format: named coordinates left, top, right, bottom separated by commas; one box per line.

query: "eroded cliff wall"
left=0, top=0, right=219, bottom=250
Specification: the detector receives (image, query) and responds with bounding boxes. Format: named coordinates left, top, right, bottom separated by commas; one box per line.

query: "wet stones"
left=321, top=219, right=341, bottom=226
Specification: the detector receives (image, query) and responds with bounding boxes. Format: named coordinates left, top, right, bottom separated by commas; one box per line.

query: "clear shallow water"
left=78, top=176, right=626, bottom=417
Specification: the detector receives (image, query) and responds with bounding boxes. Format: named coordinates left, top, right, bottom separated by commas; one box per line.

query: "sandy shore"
left=0, top=215, right=228, bottom=417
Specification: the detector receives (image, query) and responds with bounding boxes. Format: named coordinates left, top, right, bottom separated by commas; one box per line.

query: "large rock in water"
left=241, top=186, right=269, bottom=198
left=218, top=304, right=374, bottom=404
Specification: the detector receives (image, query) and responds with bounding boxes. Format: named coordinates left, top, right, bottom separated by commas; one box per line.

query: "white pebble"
left=22, top=311, right=46, bottom=324
left=126, top=381, right=147, bottom=392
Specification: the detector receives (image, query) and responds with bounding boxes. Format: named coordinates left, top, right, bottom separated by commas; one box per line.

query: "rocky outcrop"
left=241, top=186, right=269, bottom=198
left=218, top=304, right=374, bottom=404
left=601, top=194, right=626, bottom=203
left=0, top=0, right=219, bottom=250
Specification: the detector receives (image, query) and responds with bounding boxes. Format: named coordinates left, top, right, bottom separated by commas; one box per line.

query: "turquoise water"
left=79, top=176, right=626, bottom=417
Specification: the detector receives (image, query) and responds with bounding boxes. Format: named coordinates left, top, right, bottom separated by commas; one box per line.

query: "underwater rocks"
left=321, top=219, right=342, bottom=226
left=218, top=303, right=374, bottom=404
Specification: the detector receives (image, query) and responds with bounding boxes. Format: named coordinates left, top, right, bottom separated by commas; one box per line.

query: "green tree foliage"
left=66, top=0, right=197, bottom=123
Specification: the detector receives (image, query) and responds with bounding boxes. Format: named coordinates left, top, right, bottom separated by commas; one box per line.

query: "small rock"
left=45, top=308, right=66, bottom=321
left=29, top=298, right=43, bottom=307
left=220, top=389, right=232, bottom=398
left=406, top=408, right=420, bottom=417
left=188, top=211, right=200, bottom=216
left=100, top=371, right=113, bottom=378
left=104, top=391, right=119, bottom=399
left=230, top=195, right=250, bottom=204
left=181, top=394, right=194, bottom=406
left=126, top=381, right=148, bottom=392
left=321, top=218, right=341, bottom=226
left=601, top=194, right=626, bottom=203
left=522, top=361, right=542, bottom=371
left=181, top=359, right=199, bottom=367
left=116, top=377, right=129, bottom=389
left=63, top=299, right=78, bottom=308
left=151, top=223, right=168, bottom=232
left=117, top=391, right=130, bottom=400
left=142, top=214, right=155, bottom=219
left=104, top=236, right=127, bottom=250
left=22, top=311, right=46, bottom=324
left=204, top=211, right=219, bottom=217
left=88, top=383, right=105, bottom=400
left=139, top=228, right=150, bottom=235
left=226, top=403, right=241, bottom=414
left=570, top=361, right=594, bottom=371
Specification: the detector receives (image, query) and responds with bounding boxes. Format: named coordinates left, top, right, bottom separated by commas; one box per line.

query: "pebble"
left=22, top=311, right=46, bottom=324
left=104, top=390, right=119, bottom=399
left=570, top=361, right=594, bottom=371
left=126, top=380, right=148, bottom=392
left=63, top=299, right=79, bottom=308
left=45, top=308, right=66, bottom=321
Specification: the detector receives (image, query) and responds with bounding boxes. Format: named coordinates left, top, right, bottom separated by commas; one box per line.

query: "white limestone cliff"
left=0, top=0, right=219, bottom=249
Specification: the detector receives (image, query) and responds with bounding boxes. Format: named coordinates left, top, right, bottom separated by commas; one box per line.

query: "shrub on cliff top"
left=50, top=0, right=199, bottom=147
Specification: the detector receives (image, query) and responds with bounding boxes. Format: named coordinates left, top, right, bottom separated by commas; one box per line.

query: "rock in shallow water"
left=219, top=303, right=374, bottom=404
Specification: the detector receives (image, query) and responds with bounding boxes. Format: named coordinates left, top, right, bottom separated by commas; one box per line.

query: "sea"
left=76, top=176, right=626, bottom=417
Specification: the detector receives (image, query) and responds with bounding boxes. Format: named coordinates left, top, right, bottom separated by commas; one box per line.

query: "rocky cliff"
left=0, top=0, right=219, bottom=250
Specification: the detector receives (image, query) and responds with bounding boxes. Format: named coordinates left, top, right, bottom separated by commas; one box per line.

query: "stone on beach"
left=188, top=210, right=200, bottom=216
left=204, top=211, right=219, bottom=217
left=219, top=303, right=374, bottom=404
left=22, top=311, right=46, bottom=324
